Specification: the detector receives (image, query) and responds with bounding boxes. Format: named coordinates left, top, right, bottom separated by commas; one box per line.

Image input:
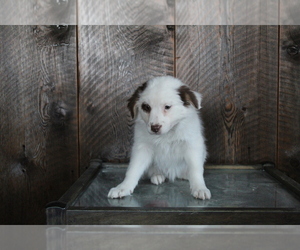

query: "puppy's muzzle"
left=151, top=124, right=162, bottom=133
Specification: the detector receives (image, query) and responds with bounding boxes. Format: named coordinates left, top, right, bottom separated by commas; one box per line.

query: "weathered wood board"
left=175, top=0, right=279, bottom=25
left=0, top=25, right=78, bottom=224
left=176, top=26, right=279, bottom=165
left=279, top=0, right=300, bottom=25
left=278, top=26, right=300, bottom=182
left=77, top=0, right=174, bottom=25
left=1, top=19, right=300, bottom=224
left=0, top=0, right=76, bottom=25
left=77, top=25, right=174, bottom=173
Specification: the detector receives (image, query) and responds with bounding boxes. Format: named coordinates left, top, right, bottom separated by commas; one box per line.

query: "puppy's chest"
left=152, top=139, right=186, bottom=161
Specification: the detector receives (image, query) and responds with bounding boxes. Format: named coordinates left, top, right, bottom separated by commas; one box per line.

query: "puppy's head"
left=128, top=76, right=202, bottom=135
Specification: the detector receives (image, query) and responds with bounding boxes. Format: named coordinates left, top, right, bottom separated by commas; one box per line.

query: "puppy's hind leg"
left=108, top=143, right=153, bottom=198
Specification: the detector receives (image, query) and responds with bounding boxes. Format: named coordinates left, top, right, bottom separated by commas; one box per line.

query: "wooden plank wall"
left=77, top=24, right=280, bottom=167
left=1, top=1, right=300, bottom=224
left=278, top=25, right=300, bottom=182
left=176, top=26, right=278, bottom=164
left=0, top=25, right=78, bottom=224
left=77, top=0, right=175, bottom=172
left=77, top=26, right=174, bottom=172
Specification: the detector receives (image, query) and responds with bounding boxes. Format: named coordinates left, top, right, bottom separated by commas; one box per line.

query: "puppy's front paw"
left=108, top=185, right=132, bottom=199
left=191, top=187, right=211, bottom=200
left=150, top=174, right=166, bottom=185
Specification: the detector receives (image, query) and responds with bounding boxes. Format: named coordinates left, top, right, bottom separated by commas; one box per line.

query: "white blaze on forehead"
left=139, top=76, right=183, bottom=105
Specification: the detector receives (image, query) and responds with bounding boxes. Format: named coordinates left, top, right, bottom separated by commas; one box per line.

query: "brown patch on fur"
left=127, top=82, right=148, bottom=118
left=178, top=86, right=199, bottom=109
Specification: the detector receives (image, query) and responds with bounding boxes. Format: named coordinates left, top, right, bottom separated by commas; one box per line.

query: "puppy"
left=108, top=76, right=211, bottom=200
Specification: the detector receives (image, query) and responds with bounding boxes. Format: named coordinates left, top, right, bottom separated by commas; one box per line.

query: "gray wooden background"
left=1, top=1, right=300, bottom=224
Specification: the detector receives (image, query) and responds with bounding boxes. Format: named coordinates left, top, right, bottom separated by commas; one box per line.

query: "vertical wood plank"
left=278, top=26, right=300, bottom=181
left=176, top=26, right=278, bottom=165
left=0, top=25, right=78, bottom=224
left=279, top=0, right=300, bottom=25
left=175, top=0, right=279, bottom=25
left=78, top=0, right=174, bottom=25
left=77, top=25, right=174, bottom=172
left=0, top=0, right=76, bottom=25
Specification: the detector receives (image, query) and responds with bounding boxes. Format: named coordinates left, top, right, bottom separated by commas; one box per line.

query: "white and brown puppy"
left=108, top=76, right=211, bottom=200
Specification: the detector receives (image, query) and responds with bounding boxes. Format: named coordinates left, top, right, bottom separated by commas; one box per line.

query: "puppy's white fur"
left=108, top=76, right=211, bottom=200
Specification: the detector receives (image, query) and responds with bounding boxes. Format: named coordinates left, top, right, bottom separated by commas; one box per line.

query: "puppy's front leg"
left=108, top=144, right=153, bottom=198
left=185, top=149, right=211, bottom=200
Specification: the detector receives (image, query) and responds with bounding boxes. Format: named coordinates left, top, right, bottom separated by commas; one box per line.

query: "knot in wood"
left=166, top=25, right=175, bottom=31
left=87, top=101, right=96, bottom=115
left=287, top=45, right=299, bottom=56
left=51, top=102, right=69, bottom=125
left=56, top=0, right=68, bottom=6
left=225, top=101, right=233, bottom=112
left=222, top=99, right=236, bottom=130
left=55, top=106, right=67, bottom=118
left=56, top=25, right=69, bottom=31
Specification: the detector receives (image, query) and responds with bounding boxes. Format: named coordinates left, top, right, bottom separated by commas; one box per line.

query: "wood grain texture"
left=280, top=0, right=300, bottom=25
left=278, top=26, right=300, bottom=181
left=78, top=26, right=174, bottom=173
left=176, top=26, right=278, bottom=165
left=0, top=25, right=78, bottom=224
left=78, top=0, right=174, bottom=25
left=175, top=0, right=279, bottom=25
left=0, top=0, right=76, bottom=25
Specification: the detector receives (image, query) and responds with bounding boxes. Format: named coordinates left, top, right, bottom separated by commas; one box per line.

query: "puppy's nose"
left=151, top=124, right=162, bottom=133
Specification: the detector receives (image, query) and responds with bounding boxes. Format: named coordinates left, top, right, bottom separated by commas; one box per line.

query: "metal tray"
left=47, top=161, right=300, bottom=225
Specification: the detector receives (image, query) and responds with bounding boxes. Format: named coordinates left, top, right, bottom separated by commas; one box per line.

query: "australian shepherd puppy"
left=108, top=76, right=211, bottom=200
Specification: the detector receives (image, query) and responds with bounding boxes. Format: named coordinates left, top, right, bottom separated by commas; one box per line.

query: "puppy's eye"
left=165, top=105, right=172, bottom=110
left=141, top=103, right=151, bottom=113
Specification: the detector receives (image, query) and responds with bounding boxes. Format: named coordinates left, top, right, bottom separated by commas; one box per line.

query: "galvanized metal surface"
left=73, top=164, right=300, bottom=209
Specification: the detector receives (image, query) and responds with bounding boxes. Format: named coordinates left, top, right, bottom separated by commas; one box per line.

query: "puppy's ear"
left=178, top=85, right=202, bottom=110
left=127, top=82, right=148, bottom=119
